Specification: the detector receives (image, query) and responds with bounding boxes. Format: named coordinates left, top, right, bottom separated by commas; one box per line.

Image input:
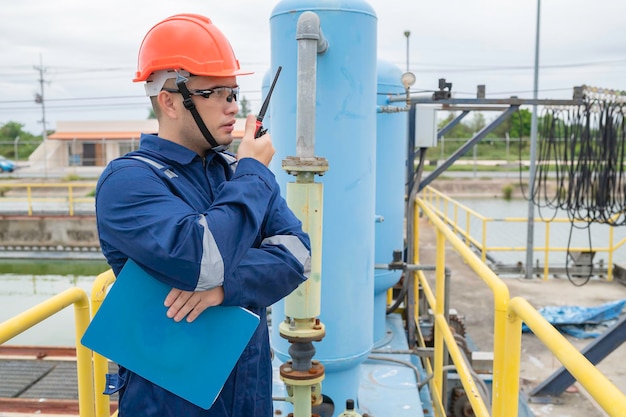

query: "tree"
left=438, top=112, right=474, bottom=138
left=0, top=121, right=42, bottom=159
left=490, top=108, right=532, bottom=139
left=467, top=112, right=486, bottom=134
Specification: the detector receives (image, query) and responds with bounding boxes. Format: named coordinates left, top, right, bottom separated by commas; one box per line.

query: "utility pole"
left=525, top=0, right=541, bottom=278
left=34, top=55, right=48, bottom=177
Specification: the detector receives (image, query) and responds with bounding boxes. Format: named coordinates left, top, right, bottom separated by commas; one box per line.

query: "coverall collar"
left=139, top=133, right=221, bottom=165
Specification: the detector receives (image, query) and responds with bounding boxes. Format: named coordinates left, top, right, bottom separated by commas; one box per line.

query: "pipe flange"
left=279, top=320, right=326, bottom=342
left=282, top=156, right=329, bottom=175
left=280, top=360, right=325, bottom=384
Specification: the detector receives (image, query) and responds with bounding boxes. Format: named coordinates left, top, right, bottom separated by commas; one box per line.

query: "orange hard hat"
left=133, top=13, right=252, bottom=83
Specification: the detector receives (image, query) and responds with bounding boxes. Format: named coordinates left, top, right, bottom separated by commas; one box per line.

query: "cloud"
left=1, top=0, right=625, bottom=134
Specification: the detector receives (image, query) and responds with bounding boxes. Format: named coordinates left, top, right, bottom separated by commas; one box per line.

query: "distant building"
left=36, top=119, right=246, bottom=168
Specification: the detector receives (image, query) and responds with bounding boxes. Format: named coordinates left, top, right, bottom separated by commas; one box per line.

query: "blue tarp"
left=522, top=298, right=626, bottom=338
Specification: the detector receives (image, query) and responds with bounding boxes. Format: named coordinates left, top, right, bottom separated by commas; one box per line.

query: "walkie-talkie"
left=254, top=66, right=282, bottom=138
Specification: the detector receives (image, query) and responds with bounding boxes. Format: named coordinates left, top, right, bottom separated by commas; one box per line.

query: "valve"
left=337, top=399, right=362, bottom=417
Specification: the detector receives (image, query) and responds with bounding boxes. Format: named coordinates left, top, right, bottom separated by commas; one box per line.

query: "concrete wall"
left=0, top=217, right=99, bottom=249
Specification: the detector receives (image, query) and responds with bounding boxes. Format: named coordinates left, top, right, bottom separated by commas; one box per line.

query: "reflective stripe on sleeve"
left=196, top=215, right=225, bottom=290
left=261, top=235, right=311, bottom=278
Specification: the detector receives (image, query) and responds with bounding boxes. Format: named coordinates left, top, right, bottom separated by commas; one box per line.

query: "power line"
left=391, top=58, right=626, bottom=73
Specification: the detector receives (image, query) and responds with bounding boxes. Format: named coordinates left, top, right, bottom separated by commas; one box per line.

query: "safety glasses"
left=162, top=86, right=239, bottom=103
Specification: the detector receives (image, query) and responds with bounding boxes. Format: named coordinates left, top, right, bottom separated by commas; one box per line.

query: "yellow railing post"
left=502, top=301, right=522, bottom=417
left=0, top=287, right=96, bottom=417
left=69, top=184, right=75, bottom=216
left=481, top=218, right=487, bottom=262
left=417, top=198, right=511, bottom=417
left=509, top=297, right=626, bottom=416
left=465, top=211, right=471, bottom=246
left=91, top=269, right=117, bottom=417
left=432, top=228, right=446, bottom=404
left=26, top=185, right=33, bottom=216
left=0, top=181, right=98, bottom=217
left=454, top=202, right=459, bottom=230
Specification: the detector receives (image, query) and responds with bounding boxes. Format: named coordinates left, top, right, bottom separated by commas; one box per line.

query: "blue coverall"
left=95, top=134, right=311, bottom=417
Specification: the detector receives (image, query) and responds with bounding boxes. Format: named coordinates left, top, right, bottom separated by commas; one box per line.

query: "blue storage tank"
left=374, top=60, right=407, bottom=345
left=268, top=0, right=377, bottom=413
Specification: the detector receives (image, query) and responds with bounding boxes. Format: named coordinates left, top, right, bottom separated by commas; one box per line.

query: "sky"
left=2, top=0, right=625, bottom=136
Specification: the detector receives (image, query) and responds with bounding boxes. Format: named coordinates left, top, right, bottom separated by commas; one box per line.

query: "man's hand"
left=164, top=286, right=225, bottom=323
left=236, top=114, right=275, bottom=166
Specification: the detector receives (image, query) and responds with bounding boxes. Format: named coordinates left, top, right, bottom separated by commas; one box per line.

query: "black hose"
left=521, top=93, right=626, bottom=285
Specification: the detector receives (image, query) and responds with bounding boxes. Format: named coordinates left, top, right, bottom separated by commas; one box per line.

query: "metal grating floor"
left=0, top=359, right=118, bottom=401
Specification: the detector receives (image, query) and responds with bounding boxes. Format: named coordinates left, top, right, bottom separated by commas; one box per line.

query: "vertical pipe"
left=442, top=268, right=451, bottom=411
left=292, top=385, right=312, bottom=417
left=407, top=196, right=417, bottom=349
left=608, top=226, right=614, bottom=281
left=279, top=12, right=328, bottom=416
left=404, top=31, right=410, bottom=72
left=283, top=11, right=327, bottom=324
left=295, top=12, right=327, bottom=158
left=270, top=0, right=377, bottom=409
left=284, top=181, right=323, bottom=320
left=414, top=203, right=421, bottom=264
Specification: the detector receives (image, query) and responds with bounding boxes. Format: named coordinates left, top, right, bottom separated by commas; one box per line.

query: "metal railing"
left=415, top=196, right=626, bottom=417
left=0, top=287, right=96, bottom=417
left=421, top=186, right=626, bottom=280
left=0, top=182, right=96, bottom=216
left=0, top=269, right=117, bottom=417
left=3, top=185, right=626, bottom=417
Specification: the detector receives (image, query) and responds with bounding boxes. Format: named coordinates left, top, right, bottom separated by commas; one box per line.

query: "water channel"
left=0, top=260, right=108, bottom=346
left=455, top=197, right=626, bottom=268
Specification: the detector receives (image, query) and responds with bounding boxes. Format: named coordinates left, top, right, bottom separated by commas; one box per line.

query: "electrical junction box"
left=415, top=105, right=439, bottom=148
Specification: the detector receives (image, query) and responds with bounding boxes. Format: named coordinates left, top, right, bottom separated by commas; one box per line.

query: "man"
left=95, top=14, right=311, bottom=417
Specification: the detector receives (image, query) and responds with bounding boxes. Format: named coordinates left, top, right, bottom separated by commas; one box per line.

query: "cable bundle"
left=526, top=89, right=626, bottom=226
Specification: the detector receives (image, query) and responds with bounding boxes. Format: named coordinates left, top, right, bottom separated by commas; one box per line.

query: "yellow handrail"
left=0, top=182, right=97, bottom=217
left=90, top=269, right=117, bottom=417
left=415, top=194, right=626, bottom=417
left=422, top=185, right=626, bottom=281
left=0, top=287, right=96, bottom=417
left=507, top=297, right=626, bottom=416
left=417, top=198, right=512, bottom=417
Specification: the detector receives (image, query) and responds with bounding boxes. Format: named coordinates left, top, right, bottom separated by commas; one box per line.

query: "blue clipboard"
left=81, top=259, right=260, bottom=409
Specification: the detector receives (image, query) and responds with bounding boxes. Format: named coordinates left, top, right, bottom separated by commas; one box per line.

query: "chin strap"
left=175, top=73, right=226, bottom=152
